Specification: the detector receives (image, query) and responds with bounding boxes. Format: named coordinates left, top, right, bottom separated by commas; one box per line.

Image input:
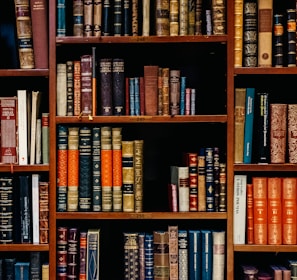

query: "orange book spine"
left=267, top=177, right=282, bottom=245
left=282, top=177, right=297, bottom=244
left=246, top=183, right=254, bottom=244
left=252, top=177, right=268, bottom=245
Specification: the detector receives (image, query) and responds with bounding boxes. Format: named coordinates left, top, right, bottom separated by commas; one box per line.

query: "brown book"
left=39, top=181, right=49, bottom=244
left=0, top=97, right=18, bottom=164
left=132, top=0, right=139, bottom=35
left=14, top=0, right=35, bottom=69
left=282, top=177, right=297, bottom=245
left=144, top=65, right=159, bottom=115
left=168, top=225, right=178, bottom=280
left=246, top=183, right=254, bottom=244
left=169, top=0, right=179, bottom=35
left=270, top=104, right=287, bottom=164
left=80, top=54, right=93, bottom=116
left=93, top=0, right=102, bottom=36
left=134, top=139, right=144, bottom=213
left=267, top=177, right=282, bottom=245
left=212, top=0, right=226, bottom=35
left=30, top=0, right=48, bottom=69
left=73, top=0, right=84, bottom=36
left=198, top=148, right=206, bottom=211
left=162, top=67, right=170, bottom=115
left=288, top=104, right=297, bottom=163
left=155, top=0, right=170, bottom=36
left=258, top=0, right=273, bottom=67
left=84, top=0, right=93, bottom=36
left=269, top=265, right=282, bottom=280
left=234, top=0, right=243, bottom=67
left=252, top=177, right=267, bottom=245
left=169, top=69, right=180, bottom=116
left=73, top=60, right=81, bottom=116
left=157, top=67, right=163, bottom=115
left=234, top=88, right=246, bottom=163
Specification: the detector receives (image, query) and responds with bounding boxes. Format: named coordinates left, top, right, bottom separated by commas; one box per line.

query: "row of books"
left=169, top=147, right=226, bottom=213
left=57, top=0, right=225, bottom=37
left=124, top=226, right=225, bottom=279
left=235, top=0, right=297, bottom=68
left=0, top=175, right=49, bottom=245
left=57, top=125, right=144, bottom=213
left=0, top=254, right=49, bottom=280
left=57, top=227, right=100, bottom=280
left=234, top=87, right=297, bottom=164
left=57, top=53, right=198, bottom=117
left=234, top=175, right=297, bottom=246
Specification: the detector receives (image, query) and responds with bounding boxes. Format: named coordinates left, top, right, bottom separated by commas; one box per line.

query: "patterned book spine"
left=188, top=229, right=201, bottom=280
left=67, top=227, right=79, bottom=278
left=179, top=0, right=188, bottom=35
left=113, top=0, right=122, bottom=35
left=92, top=127, right=101, bottom=211
left=168, top=225, right=178, bottom=280
left=155, top=0, right=170, bottom=36
left=113, top=58, right=125, bottom=115
left=41, top=112, right=50, bottom=164
left=179, top=76, right=186, bottom=115
left=288, top=104, right=297, bottom=163
left=129, top=78, right=136, bottom=115
left=73, top=0, right=84, bottom=36
left=267, top=177, right=282, bottom=245
left=0, top=177, right=13, bottom=244
left=80, top=55, right=93, bottom=116
left=145, top=233, right=154, bottom=279
left=14, top=0, right=35, bottom=69
left=93, top=0, right=102, bottom=36
left=131, top=0, right=138, bottom=35
left=212, top=0, right=225, bottom=35
left=178, top=166, right=189, bottom=212
left=218, top=163, right=227, bottom=212
left=270, top=104, right=287, bottom=164
left=84, top=0, right=93, bottom=36
left=138, top=232, right=145, bottom=280
left=79, top=126, right=92, bottom=211
left=213, top=147, right=220, bottom=212
left=134, top=77, right=140, bottom=116
left=144, top=65, right=159, bottom=116
left=253, top=177, right=268, bottom=245
left=86, top=229, right=100, bottom=280
left=56, top=63, right=67, bottom=116
left=57, top=226, right=68, bottom=278
left=101, top=126, right=113, bottom=211
left=134, top=140, right=144, bottom=213
left=246, top=183, right=254, bottom=244
left=201, top=229, right=212, bottom=280
left=185, top=88, right=191, bottom=115
left=282, top=177, right=297, bottom=245
left=123, top=0, right=132, bottom=36
left=286, top=9, right=296, bottom=67
left=185, top=152, right=198, bottom=211
left=0, top=97, right=17, bottom=163
left=205, top=147, right=214, bottom=212
left=56, top=0, right=66, bottom=36
left=57, top=125, right=68, bottom=212
left=273, top=14, right=284, bottom=67
left=154, top=230, right=169, bottom=280
left=100, top=58, right=113, bottom=115
left=112, top=127, right=123, bottom=212
left=169, top=69, right=180, bottom=116
left=124, top=232, right=139, bottom=279
left=67, top=127, right=79, bottom=212
left=30, top=0, right=48, bottom=68
left=102, top=0, right=112, bottom=35
left=178, top=229, right=188, bottom=280
left=157, top=67, right=163, bottom=115
left=142, top=0, right=150, bottom=35
left=73, top=60, right=82, bottom=116
left=194, top=0, right=202, bottom=35
left=39, top=181, right=49, bottom=244
left=79, top=231, right=87, bottom=279
left=243, top=0, right=257, bottom=67
left=66, top=60, right=74, bottom=116
left=122, top=141, right=135, bottom=212
left=198, top=147, right=206, bottom=211
left=212, top=230, right=225, bottom=280
left=234, top=0, right=243, bottom=67
left=30, top=252, right=41, bottom=279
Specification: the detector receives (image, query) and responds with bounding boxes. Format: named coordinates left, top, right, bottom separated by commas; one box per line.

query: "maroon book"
left=144, top=65, right=158, bottom=115
left=80, top=55, right=93, bottom=116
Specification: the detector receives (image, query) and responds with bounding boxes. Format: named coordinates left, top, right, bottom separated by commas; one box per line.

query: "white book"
left=212, top=230, right=225, bottom=280
left=178, top=166, right=189, bottom=212
left=30, top=91, right=41, bottom=164
left=56, top=63, right=67, bottom=116
left=17, top=90, right=28, bottom=165
left=32, top=173, right=40, bottom=244
left=233, top=175, right=247, bottom=244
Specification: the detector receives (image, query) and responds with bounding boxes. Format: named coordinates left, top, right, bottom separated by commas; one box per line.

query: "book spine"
left=134, top=140, right=144, bottom=213
left=79, top=231, right=87, bottom=279
left=36, top=119, right=42, bottom=163
left=79, top=126, right=92, bottom=211
left=205, top=147, right=214, bottom=212
left=186, top=152, right=198, bottom=212
left=30, top=252, right=41, bottom=279
left=178, top=166, right=189, bottom=212
left=180, top=76, right=186, bottom=115
left=246, top=183, right=254, bottom=244
left=112, top=58, right=125, bottom=115
left=129, top=78, right=136, bottom=115
left=188, top=0, right=195, bottom=35
left=155, top=0, right=170, bottom=36
left=194, top=0, right=202, bottom=35
left=99, top=58, right=113, bottom=115
left=131, top=0, right=138, bottom=35
left=142, top=0, right=150, bottom=35
left=102, top=0, right=112, bottom=35
left=73, top=60, right=82, bottom=116
left=169, top=166, right=179, bottom=212
left=83, top=0, right=93, bottom=36
left=286, top=9, right=296, bottom=67
left=67, top=127, right=79, bottom=212
left=73, top=0, right=84, bottom=36
left=213, top=147, right=220, bottom=212
left=288, top=104, right=297, bottom=163
left=169, top=69, right=180, bottom=116
left=14, top=262, right=30, bottom=280
left=212, top=230, right=225, bottom=280
left=144, top=65, right=159, bottom=116
left=178, top=229, right=188, bottom=279
left=31, top=174, right=40, bottom=244
left=86, top=229, right=100, bottom=280
left=4, top=258, right=16, bottom=280
left=201, top=229, right=213, bottom=280
left=140, top=76, right=145, bottom=115
left=80, top=55, right=93, bottom=116
left=56, top=63, right=67, bottom=116
left=93, top=0, right=102, bottom=36
left=41, top=112, right=50, bottom=164
left=270, top=103, right=287, bottom=164
left=113, top=0, right=122, bottom=35
left=57, top=226, right=68, bottom=278
left=144, top=233, right=154, bottom=279
left=188, top=229, right=201, bottom=280
left=66, top=60, right=74, bottom=116
left=234, top=0, right=243, bottom=67
left=67, top=227, right=79, bottom=278
left=39, top=181, right=49, bottom=244
left=273, top=14, right=284, bottom=67
left=134, top=77, right=140, bottom=115
left=212, top=0, right=225, bottom=35
left=198, top=147, right=206, bottom=211
left=168, top=225, right=178, bottom=280
left=123, top=0, right=132, bottom=36
left=218, top=163, right=227, bottom=212
left=124, top=232, right=139, bottom=279
left=30, top=0, right=48, bottom=68
left=138, top=232, right=145, bottom=280
left=179, top=0, right=188, bottom=35
left=56, top=0, right=66, bottom=36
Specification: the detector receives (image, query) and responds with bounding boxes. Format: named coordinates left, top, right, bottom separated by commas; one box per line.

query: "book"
left=169, top=69, right=180, bottom=116
left=282, top=177, right=297, bottom=245
left=73, top=60, right=82, bottom=116
left=56, top=63, right=67, bottom=116
left=144, top=65, right=159, bottom=116
left=153, top=230, right=170, bottom=279
left=73, top=0, right=84, bottom=36
left=253, top=177, right=268, bottom=245
left=212, top=230, right=225, bottom=280
left=35, top=118, right=42, bottom=164
left=41, top=112, right=49, bottom=164
left=14, top=262, right=30, bottom=280
left=92, top=47, right=97, bottom=116
left=243, top=87, right=255, bottom=164
left=168, top=225, right=178, bottom=280
left=269, top=265, right=282, bottom=280
left=138, top=232, right=145, bottom=280
left=134, top=139, right=144, bottom=213
left=80, top=54, right=93, bottom=116
left=178, top=166, right=189, bottom=212
left=131, top=0, right=138, bottom=35
left=14, top=0, right=35, bottom=69
left=213, top=147, right=220, bottom=212
left=270, top=103, right=287, bottom=164
left=4, top=258, right=16, bottom=280
left=112, top=58, right=125, bottom=115
left=66, top=60, right=74, bottom=116
left=30, top=0, right=48, bottom=69
left=286, top=9, right=296, bottom=67
left=234, top=88, right=246, bottom=163
left=169, top=166, right=178, bottom=212
left=123, top=0, right=132, bottom=36
left=124, top=232, right=139, bottom=279
left=113, top=0, right=122, bottom=35
left=212, top=0, right=225, bottom=35
left=83, top=0, right=93, bottom=36
left=234, top=0, right=243, bottom=67
left=42, top=263, right=49, bottom=280
left=93, top=0, right=102, bottom=36
left=278, top=265, right=291, bottom=280
left=92, top=127, right=101, bottom=211
left=257, top=0, right=273, bottom=67
left=198, top=147, right=206, bottom=212
left=0, top=97, right=18, bottom=164
left=79, top=231, right=87, bottom=279
left=17, top=89, right=29, bottom=165
left=178, top=229, right=188, bottom=280
left=188, top=229, right=201, bottom=280
left=179, top=0, right=188, bottom=35
left=67, top=227, right=79, bottom=278
left=144, top=233, right=154, bottom=279
left=273, top=13, right=284, bottom=67
left=233, top=175, right=247, bottom=244
left=142, top=0, right=150, bottom=35
left=86, top=229, right=100, bottom=280
left=162, top=68, right=170, bottom=115
left=31, top=173, right=40, bottom=244
left=201, top=229, right=212, bottom=280
left=155, top=0, right=170, bottom=36
left=194, top=0, right=202, bottom=35
left=218, top=163, right=227, bottom=212
left=39, top=181, right=49, bottom=244
left=30, top=251, right=41, bottom=279
left=288, top=104, right=297, bottom=163
left=56, top=226, right=68, bottom=278
left=205, top=147, right=214, bottom=212
left=246, top=183, right=254, bottom=244
left=99, top=58, right=113, bottom=115
left=267, top=177, right=282, bottom=245
left=56, top=0, right=66, bottom=36
left=188, top=0, right=195, bottom=35
left=102, top=0, right=112, bottom=35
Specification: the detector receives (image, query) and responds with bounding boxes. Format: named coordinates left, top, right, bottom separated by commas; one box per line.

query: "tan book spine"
left=169, top=0, right=179, bottom=35
left=56, top=63, right=67, bottom=116
left=156, top=0, right=170, bottom=36
left=134, top=139, right=144, bottom=213
left=198, top=149, right=206, bottom=211
left=73, top=0, right=84, bottom=36
left=161, top=67, right=170, bottom=115
left=288, top=104, right=297, bottom=163
left=168, top=225, right=178, bottom=280
left=142, top=0, right=150, bottom=35
left=84, top=0, right=93, bottom=36
left=179, top=0, right=188, bottom=35
left=93, top=0, right=102, bottom=36
left=188, top=0, right=195, bottom=35
left=234, top=0, right=243, bottom=67
left=169, top=69, right=180, bottom=116
left=39, top=181, right=49, bottom=244
left=212, top=0, right=226, bottom=35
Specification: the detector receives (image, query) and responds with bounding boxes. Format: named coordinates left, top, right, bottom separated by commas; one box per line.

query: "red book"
left=144, top=65, right=159, bottom=115
left=0, top=97, right=18, bottom=164
left=252, top=177, right=268, bottom=245
left=30, top=0, right=48, bottom=69
left=246, top=183, right=254, bottom=244
left=267, top=177, right=282, bottom=245
left=73, top=60, right=81, bottom=116
left=288, top=104, right=297, bottom=163
left=282, top=177, right=297, bottom=245
left=80, top=55, right=93, bottom=116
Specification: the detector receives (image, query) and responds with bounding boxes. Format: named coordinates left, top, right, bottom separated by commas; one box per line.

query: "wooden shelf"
left=0, top=69, right=49, bottom=77
left=0, top=244, right=49, bottom=252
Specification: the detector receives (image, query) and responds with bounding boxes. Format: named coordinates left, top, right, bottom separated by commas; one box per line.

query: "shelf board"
left=56, top=35, right=228, bottom=44
left=56, top=211, right=227, bottom=220
left=234, top=163, right=297, bottom=172
left=55, top=115, right=228, bottom=124
left=0, top=164, right=49, bottom=173
left=234, top=244, right=297, bottom=253
left=0, top=69, right=49, bottom=77
left=0, top=244, right=49, bottom=252
left=234, top=67, right=297, bottom=75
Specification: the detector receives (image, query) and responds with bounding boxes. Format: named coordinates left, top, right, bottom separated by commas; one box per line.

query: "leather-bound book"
left=162, top=67, right=170, bottom=115
left=80, top=54, right=93, bottom=116
left=123, top=0, right=132, bottom=36
left=179, top=0, right=188, bottom=35
left=168, top=225, right=178, bottom=280
left=83, top=0, right=93, bottom=36
left=93, top=0, right=102, bottom=36
left=92, top=127, right=101, bottom=211
left=212, top=0, right=226, bottom=35
left=113, top=0, right=122, bottom=35
left=153, top=230, right=169, bottom=280
left=67, top=227, right=79, bottom=278
left=112, top=58, right=125, bottom=115
left=132, top=0, right=138, bottom=35
left=144, top=65, right=159, bottom=115
left=73, top=60, right=81, bottom=116
left=66, top=60, right=74, bottom=116
left=142, top=0, right=150, bottom=35
left=39, top=181, right=49, bottom=244
left=73, top=0, right=84, bottom=36
left=155, top=0, right=170, bottom=36
left=286, top=9, right=296, bottom=67
left=124, top=232, right=139, bottom=279
left=169, top=69, right=180, bottom=116
left=288, top=104, right=297, bottom=163
left=134, top=139, right=144, bottom=213
left=102, top=0, right=112, bottom=35
left=234, top=0, right=243, bottom=67
left=100, top=58, right=113, bottom=116
left=246, top=183, right=254, bottom=244
left=273, top=14, right=284, bottom=67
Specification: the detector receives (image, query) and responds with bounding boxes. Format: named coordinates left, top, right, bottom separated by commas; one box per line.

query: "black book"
left=102, top=0, right=112, bottom=35
left=4, top=258, right=16, bottom=280
left=30, top=252, right=41, bottom=280
left=123, top=0, right=132, bottom=35
left=112, top=58, right=125, bottom=115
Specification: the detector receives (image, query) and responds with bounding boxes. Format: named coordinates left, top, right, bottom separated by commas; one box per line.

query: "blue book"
left=180, top=76, right=186, bottom=115
left=134, top=77, right=140, bottom=116
left=14, top=262, right=30, bottom=280
left=201, top=230, right=213, bottom=280
left=243, top=88, right=255, bottom=164
left=144, top=233, right=154, bottom=279
left=4, top=258, right=16, bottom=280
left=56, top=0, right=66, bottom=36
left=129, top=78, right=135, bottom=116
left=92, top=127, right=101, bottom=211
left=87, top=229, right=100, bottom=280
left=188, top=230, right=201, bottom=280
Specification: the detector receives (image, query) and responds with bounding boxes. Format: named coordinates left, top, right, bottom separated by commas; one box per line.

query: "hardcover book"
left=155, top=0, right=170, bottom=36
left=286, top=9, right=296, bottom=67
left=138, top=232, right=145, bottom=280
left=14, top=262, right=30, bottom=280
left=144, top=65, right=159, bottom=116
left=273, top=13, right=284, bottom=67
left=73, top=60, right=82, bottom=116
left=66, top=60, right=74, bottom=116
left=86, top=228, right=100, bottom=280
left=212, top=230, right=225, bottom=280
left=56, top=0, right=66, bottom=36
left=162, top=68, right=170, bottom=115
left=178, top=230, right=188, bottom=280
left=80, top=54, right=93, bottom=116
left=134, top=139, right=144, bottom=213
left=113, top=0, right=122, bottom=35
left=112, top=58, right=125, bottom=115
left=168, top=225, right=178, bottom=280
left=30, top=251, right=41, bottom=279
left=99, top=58, right=113, bottom=115
left=169, top=69, right=180, bottom=116
left=67, top=227, right=79, bottom=278
left=218, top=162, right=227, bottom=212
left=56, top=226, right=68, bottom=278
left=56, top=63, right=67, bottom=116
left=31, top=173, right=40, bottom=244
left=83, top=0, right=93, bottom=36
left=102, top=0, right=112, bottom=35
left=41, top=112, right=49, bottom=164
left=124, top=232, right=139, bottom=279
left=234, top=0, right=243, bottom=67
left=73, top=0, right=84, bottom=36
left=169, top=166, right=178, bottom=212
left=288, top=104, right=297, bottom=163
left=205, top=147, right=214, bottom=212
left=93, top=0, right=102, bottom=36
left=39, top=181, right=49, bottom=244
left=198, top=147, right=206, bottom=211
left=179, top=0, right=188, bottom=35
left=79, top=230, right=87, bottom=279
left=144, top=233, right=154, bottom=279
left=246, top=183, right=254, bottom=244
left=178, top=166, right=189, bottom=212
left=142, top=0, right=150, bottom=35
left=188, top=229, right=201, bottom=280
left=201, top=229, right=213, bottom=280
